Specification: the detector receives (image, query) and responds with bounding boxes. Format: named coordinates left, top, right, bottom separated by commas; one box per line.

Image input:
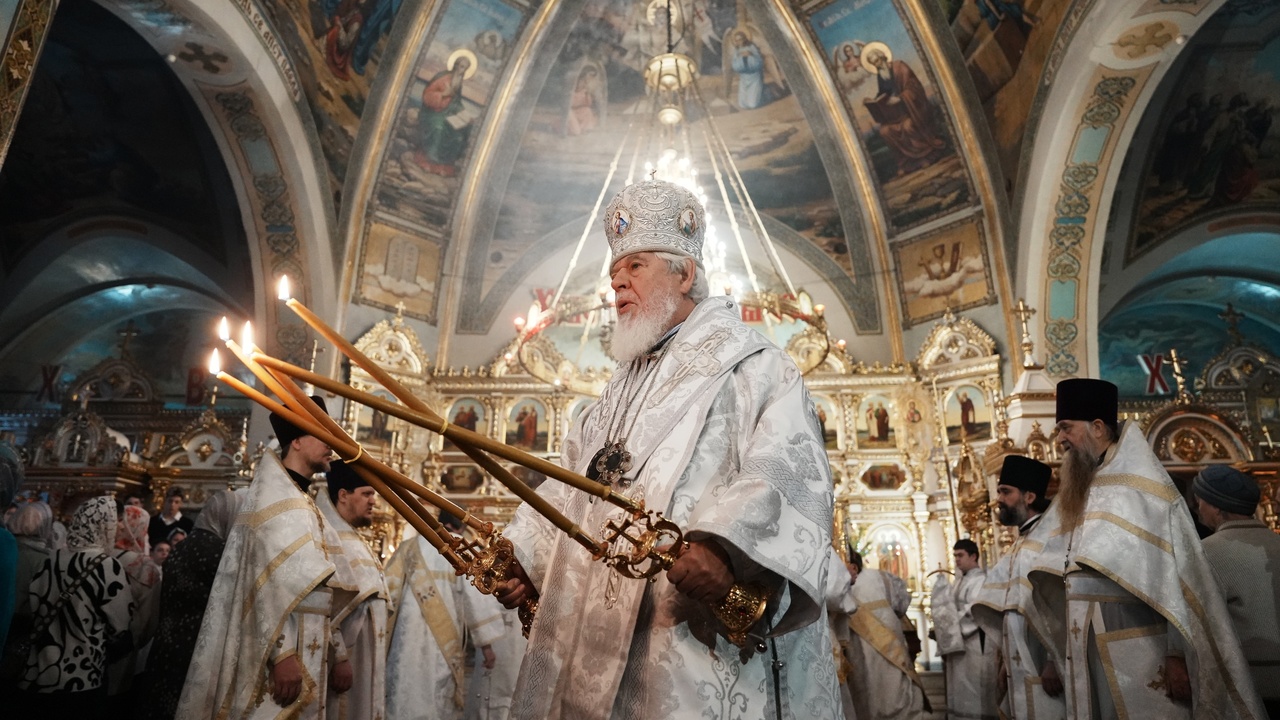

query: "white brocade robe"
left=177, top=453, right=338, bottom=720
left=460, top=584, right=527, bottom=720
left=504, top=298, right=839, bottom=720
left=317, top=493, right=390, bottom=720
left=385, top=536, right=470, bottom=720
left=846, top=568, right=925, bottom=720
left=1028, top=423, right=1267, bottom=720
left=936, top=568, right=998, bottom=720
left=822, top=548, right=857, bottom=720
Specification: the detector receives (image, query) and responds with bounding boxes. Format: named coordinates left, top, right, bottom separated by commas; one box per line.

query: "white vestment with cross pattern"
left=503, top=297, right=840, bottom=720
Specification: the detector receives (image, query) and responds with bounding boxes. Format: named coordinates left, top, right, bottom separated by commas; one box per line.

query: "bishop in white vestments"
left=177, top=396, right=344, bottom=720
left=320, top=460, right=390, bottom=720
left=494, top=179, right=840, bottom=720
left=972, top=455, right=1064, bottom=720
left=1028, top=378, right=1266, bottom=720
left=384, top=512, right=472, bottom=720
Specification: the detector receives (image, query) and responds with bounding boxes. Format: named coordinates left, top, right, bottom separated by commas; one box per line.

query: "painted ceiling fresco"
left=0, top=0, right=244, bottom=275
left=259, top=0, right=406, bottom=207
left=1124, top=1, right=1280, bottom=264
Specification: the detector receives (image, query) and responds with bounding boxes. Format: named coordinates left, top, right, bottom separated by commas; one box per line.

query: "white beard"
left=610, top=291, right=680, bottom=363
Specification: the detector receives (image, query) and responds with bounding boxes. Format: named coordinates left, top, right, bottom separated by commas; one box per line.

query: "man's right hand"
left=1041, top=660, right=1064, bottom=697
left=270, top=654, right=303, bottom=707
left=494, top=560, right=534, bottom=609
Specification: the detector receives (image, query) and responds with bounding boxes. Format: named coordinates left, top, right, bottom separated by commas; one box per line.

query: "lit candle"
left=514, top=316, right=526, bottom=330
left=208, top=349, right=221, bottom=375
left=277, top=275, right=290, bottom=301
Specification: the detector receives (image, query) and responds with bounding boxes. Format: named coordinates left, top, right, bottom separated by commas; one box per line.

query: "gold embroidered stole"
left=848, top=598, right=925, bottom=691
left=406, top=543, right=466, bottom=708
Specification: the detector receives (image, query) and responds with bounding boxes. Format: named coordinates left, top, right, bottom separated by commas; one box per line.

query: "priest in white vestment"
left=494, top=179, right=840, bottom=719
left=932, top=539, right=998, bottom=720
left=320, top=460, right=390, bottom=720
left=384, top=512, right=472, bottom=720
left=844, top=551, right=926, bottom=720
left=822, top=546, right=857, bottom=720
left=972, top=455, right=1064, bottom=720
left=178, top=396, right=345, bottom=720
left=1027, top=378, right=1266, bottom=720
left=460, top=583, right=527, bottom=720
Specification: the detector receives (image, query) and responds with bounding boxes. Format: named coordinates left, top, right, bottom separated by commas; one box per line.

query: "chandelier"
left=496, top=1, right=835, bottom=395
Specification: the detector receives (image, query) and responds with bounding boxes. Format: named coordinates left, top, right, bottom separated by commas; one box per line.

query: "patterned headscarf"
left=194, top=489, right=243, bottom=540
left=66, top=496, right=117, bottom=551
left=115, top=504, right=150, bottom=554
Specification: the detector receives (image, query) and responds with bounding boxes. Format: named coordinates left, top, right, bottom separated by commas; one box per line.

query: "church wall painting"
left=371, top=0, right=526, bottom=227
left=944, top=383, right=991, bottom=443
left=444, top=396, right=486, bottom=451
left=890, top=216, right=995, bottom=328
left=813, top=395, right=839, bottom=449
left=258, top=0, right=407, bottom=206
left=860, top=463, right=906, bottom=491
left=354, top=220, right=442, bottom=321
left=1127, top=28, right=1280, bottom=264
left=443, top=463, right=485, bottom=492
left=856, top=394, right=895, bottom=449
left=804, top=0, right=973, bottom=232
left=505, top=398, right=547, bottom=452
left=354, top=387, right=398, bottom=450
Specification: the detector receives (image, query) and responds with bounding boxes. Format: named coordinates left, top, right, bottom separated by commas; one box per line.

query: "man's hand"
left=1165, top=655, right=1192, bottom=704
left=1041, top=659, right=1063, bottom=697
left=270, top=654, right=303, bottom=707
left=482, top=645, right=496, bottom=670
left=494, top=560, right=534, bottom=610
left=330, top=659, right=353, bottom=694
left=666, top=540, right=734, bottom=603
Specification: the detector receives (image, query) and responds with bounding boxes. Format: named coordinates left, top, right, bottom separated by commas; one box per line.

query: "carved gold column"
left=0, top=0, right=58, bottom=167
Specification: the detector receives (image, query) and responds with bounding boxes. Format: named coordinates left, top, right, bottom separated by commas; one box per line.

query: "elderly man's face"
left=610, top=252, right=690, bottom=327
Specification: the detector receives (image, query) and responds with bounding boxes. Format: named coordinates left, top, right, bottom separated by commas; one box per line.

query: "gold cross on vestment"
left=1070, top=621, right=1082, bottom=640
left=307, top=637, right=321, bottom=656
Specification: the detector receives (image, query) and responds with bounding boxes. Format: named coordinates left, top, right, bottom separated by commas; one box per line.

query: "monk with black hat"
left=974, top=454, right=1065, bottom=719
left=1025, top=378, right=1266, bottom=719
left=269, top=394, right=334, bottom=493
left=1193, top=465, right=1280, bottom=716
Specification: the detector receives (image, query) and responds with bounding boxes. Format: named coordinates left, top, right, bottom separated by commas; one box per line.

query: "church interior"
left=1, top=0, right=1278, bottom=677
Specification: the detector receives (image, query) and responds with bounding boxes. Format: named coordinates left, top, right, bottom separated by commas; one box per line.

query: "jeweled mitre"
left=602, top=179, right=705, bottom=265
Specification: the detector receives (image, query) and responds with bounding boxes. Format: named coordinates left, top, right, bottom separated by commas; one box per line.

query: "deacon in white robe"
left=971, top=455, right=1064, bottom=720
left=320, top=460, right=390, bottom=720
left=494, top=179, right=839, bottom=720
left=933, top=539, right=999, bottom=720
left=460, top=583, right=527, bottom=720
left=384, top=515, right=471, bottom=720
left=1028, top=379, right=1266, bottom=720
left=177, top=396, right=344, bottom=720
left=846, top=559, right=927, bottom=720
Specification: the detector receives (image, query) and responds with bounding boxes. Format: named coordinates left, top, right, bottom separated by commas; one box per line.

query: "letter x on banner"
left=1139, top=354, right=1169, bottom=395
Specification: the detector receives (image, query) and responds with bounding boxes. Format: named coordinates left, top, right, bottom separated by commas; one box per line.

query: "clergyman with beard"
left=972, top=455, right=1065, bottom=720
left=493, top=179, right=839, bottom=718
left=1026, top=379, right=1266, bottom=719
left=318, top=459, right=390, bottom=720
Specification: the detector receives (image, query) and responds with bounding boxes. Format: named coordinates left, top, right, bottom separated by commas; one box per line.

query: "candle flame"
left=241, top=321, right=255, bottom=351
left=277, top=275, right=290, bottom=301
left=208, top=349, right=221, bottom=375
left=514, top=316, right=526, bottom=329
left=218, top=317, right=230, bottom=341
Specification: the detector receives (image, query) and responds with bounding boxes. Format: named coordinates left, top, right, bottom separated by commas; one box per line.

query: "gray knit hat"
left=1192, top=465, right=1260, bottom=516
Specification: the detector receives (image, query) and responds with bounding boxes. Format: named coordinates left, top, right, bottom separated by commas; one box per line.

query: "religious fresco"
left=860, top=463, right=906, bottom=491
left=1126, top=11, right=1280, bottom=263
left=466, top=0, right=871, bottom=333
left=942, top=0, right=1066, bottom=196
left=891, top=216, right=995, bottom=327
left=0, top=0, right=240, bottom=271
left=856, top=394, right=895, bottom=449
left=355, top=220, right=444, bottom=320
left=813, top=395, right=839, bottom=449
left=505, top=398, right=547, bottom=451
left=804, top=0, right=972, bottom=232
left=444, top=396, right=486, bottom=450
left=259, top=0, right=406, bottom=205
left=371, top=0, right=525, bottom=223
left=443, top=463, right=485, bottom=492
left=944, top=383, right=990, bottom=443
left=354, top=387, right=398, bottom=449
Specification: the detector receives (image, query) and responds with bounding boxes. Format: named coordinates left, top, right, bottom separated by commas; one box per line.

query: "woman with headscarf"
left=107, top=505, right=161, bottom=706
left=140, top=489, right=242, bottom=720
left=0, top=502, right=52, bottom=689
left=16, top=496, right=134, bottom=718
